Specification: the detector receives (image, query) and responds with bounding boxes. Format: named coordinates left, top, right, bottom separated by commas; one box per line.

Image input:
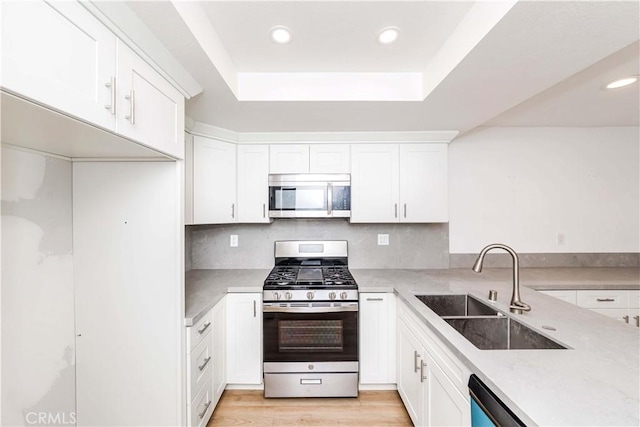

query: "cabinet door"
left=212, top=298, right=227, bottom=405
left=399, top=144, right=448, bottom=223
left=116, top=40, right=185, bottom=159
left=350, top=144, right=399, bottom=223
left=426, top=354, right=471, bottom=427
left=193, top=136, right=237, bottom=224
left=269, top=144, right=310, bottom=173
left=309, top=144, right=351, bottom=173
left=73, top=162, right=181, bottom=426
left=397, top=319, right=424, bottom=426
left=226, top=294, right=262, bottom=384
left=360, top=293, right=396, bottom=384
left=1, top=0, right=116, bottom=130
left=237, top=145, right=270, bottom=223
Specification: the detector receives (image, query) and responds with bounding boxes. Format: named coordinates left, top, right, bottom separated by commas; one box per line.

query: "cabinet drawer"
left=188, top=380, right=214, bottom=427
left=188, top=334, right=213, bottom=403
left=188, top=310, right=214, bottom=351
left=539, top=290, right=577, bottom=305
left=577, top=290, right=628, bottom=308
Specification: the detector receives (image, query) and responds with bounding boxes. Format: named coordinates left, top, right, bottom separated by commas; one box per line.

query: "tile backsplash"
left=187, top=220, right=450, bottom=270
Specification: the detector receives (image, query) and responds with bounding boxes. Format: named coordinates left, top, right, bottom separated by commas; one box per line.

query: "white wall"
left=1, top=146, right=76, bottom=426
left=449, top=127, right=640, bottom=254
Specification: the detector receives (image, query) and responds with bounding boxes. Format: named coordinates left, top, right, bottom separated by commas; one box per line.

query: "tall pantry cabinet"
left=1, top=1, right=187, bottom=425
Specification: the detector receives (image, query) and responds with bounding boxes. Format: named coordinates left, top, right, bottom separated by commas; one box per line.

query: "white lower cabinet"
left=226, top=293, right=262, bottom=384
left=359, top=293, right=396, bottom=384
left=187, top=310, right=215, bottom=427
left=397, top=301, right=471, bottom=427
left=186, top=297, right=226, bottom=427
left=541, top=289, right=640, bottom=327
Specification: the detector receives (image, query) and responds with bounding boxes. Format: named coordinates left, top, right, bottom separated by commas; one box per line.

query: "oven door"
left=263, top=302, right=358, bottom=363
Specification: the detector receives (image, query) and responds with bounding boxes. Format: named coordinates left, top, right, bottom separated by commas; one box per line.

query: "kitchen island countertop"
left=185, top=266, right=640, bottom=426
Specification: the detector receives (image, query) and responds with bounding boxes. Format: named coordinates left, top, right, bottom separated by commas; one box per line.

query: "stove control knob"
left=329, top=292, right=337, bottom=300
left=273, top=292, right=281, bottom=301
left=307, top=291, right=315, bottom=300
left=340, top=291, right=348, bottom=300
left=285, top=292, right=293, bottom=300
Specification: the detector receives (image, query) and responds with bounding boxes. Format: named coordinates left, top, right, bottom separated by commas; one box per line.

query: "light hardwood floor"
left=207, top=390, right=412, bottom=426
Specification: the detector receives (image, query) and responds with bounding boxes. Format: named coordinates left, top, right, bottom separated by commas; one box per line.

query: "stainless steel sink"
left=414, top=294, right=567, bottom=350
left=415, top=294, right=501, bottom=317
left=443, top=317, right=567, bottom=350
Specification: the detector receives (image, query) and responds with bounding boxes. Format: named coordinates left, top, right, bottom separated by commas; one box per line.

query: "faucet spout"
left=471, top=243, right=531, bottom=314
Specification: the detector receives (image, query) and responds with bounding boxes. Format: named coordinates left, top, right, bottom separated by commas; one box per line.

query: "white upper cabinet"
left=193, top=136, right=237, bottom=224
left=237, top=145, right=271, bottom=223
left=351, top=143, right=448, bottom=223
left=309, top=144, right=351, bottom=173
left=350, top=144, right=400, bottom=222
left=269, top=145, right=310, bottom=173
left=399, top=144, right=448, bottom=223
left=270, top=144, right=350, bottom=173
left=116, top=40, right=185, bottom=159
left=1, top=0, right=185, bottom=159
left=1, top=1, right=117, bottom=130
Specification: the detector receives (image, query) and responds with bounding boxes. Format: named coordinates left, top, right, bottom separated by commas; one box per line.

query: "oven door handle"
left=263, top=305, right=358, bottom=313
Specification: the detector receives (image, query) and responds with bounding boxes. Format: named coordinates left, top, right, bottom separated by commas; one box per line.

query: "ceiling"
left=117, top=0, right=639, bottom=134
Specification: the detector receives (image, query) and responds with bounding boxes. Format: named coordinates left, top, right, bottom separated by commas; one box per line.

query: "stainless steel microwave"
left=268, top=174, right=351, bottom=218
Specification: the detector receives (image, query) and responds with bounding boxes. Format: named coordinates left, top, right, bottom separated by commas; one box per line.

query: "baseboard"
left=358, top=384, right=397, bottom=391
left=225, top=383, right=264, bottom=390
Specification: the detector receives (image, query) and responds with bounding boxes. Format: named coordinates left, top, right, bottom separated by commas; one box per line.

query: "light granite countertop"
left=185, top=267, right=640, bottom=426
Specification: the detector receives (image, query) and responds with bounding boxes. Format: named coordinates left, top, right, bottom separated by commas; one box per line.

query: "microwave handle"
left=327, top=183, right=333, bottom=216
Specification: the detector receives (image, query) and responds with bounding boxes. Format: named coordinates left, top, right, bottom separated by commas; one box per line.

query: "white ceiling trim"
left=188, top=120, right=457, bottom=144
left=171, top=0, right=239, bottom=97
left=237, top=72, right=423, bottom=101
left=421, top=0, right=517, bottom=99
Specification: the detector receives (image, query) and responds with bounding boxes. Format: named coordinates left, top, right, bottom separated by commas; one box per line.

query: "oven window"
left=278, top=320, right=343, bottom=352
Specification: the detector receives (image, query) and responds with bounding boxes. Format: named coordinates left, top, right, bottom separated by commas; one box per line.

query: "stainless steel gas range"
left=262, top=240, right=358, bottom=398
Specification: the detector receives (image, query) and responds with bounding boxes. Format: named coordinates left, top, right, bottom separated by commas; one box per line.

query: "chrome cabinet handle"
left=197, top=321, right=211, bottom=334
left=124, top=89, right=135, bottom=124
left=104, top=77, right=116, bottom=114
left=420, top=360, right=427, bottom=383
left=198, top=356, right=212, bottom=371
left=634, top=315, right=640, bottom=327
left=231, top=203, right=235, bottom=218
left=253, top=300, right=257, bottom=317
left=198, top=400, right=212, bottom=419
left=394, top=203, right=398, bottom=218
left=403, top=203, right=407, bottom=218
left=596, top=298, right=615, bottom=302
left=263, top=203, right=266, bottom=218
left=366, top=298, right=383, bottom=302
left=413, top=350, right=420, bottom=373
left=623, top=315, right=629, bottom=323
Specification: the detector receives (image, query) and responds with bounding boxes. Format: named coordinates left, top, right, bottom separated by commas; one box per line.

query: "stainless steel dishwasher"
left=468, top=375, right=526, bottom=427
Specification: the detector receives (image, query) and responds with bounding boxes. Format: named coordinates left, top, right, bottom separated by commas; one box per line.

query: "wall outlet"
left=230, top=234, right=238, bottom=247
left=377, top=234, right=389, bottom=246
left=557, top=232, right=566, bottom=246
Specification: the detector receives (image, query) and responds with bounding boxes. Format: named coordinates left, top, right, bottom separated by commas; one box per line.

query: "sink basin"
left=414, top=293, right=567, bottom=350
left=415, top=294, right=500, bottom=317
left=444, top=317, right=567, bottom=350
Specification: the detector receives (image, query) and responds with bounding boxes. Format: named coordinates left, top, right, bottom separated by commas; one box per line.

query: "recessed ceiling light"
left=270, top=26, right=291, bottom=44
left=378, top=27, right=399, bottom=45
left=605, top=76, right=638, bottom=89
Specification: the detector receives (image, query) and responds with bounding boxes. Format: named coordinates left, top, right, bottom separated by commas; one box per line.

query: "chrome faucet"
left=472, top=243, right=531, bottom=314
